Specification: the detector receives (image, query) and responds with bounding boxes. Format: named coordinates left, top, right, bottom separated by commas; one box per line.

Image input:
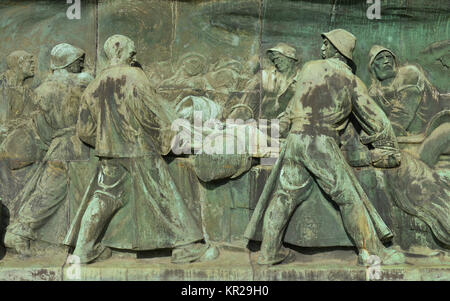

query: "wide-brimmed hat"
left=321, top=29, right=356, bottom=63
left=50, top=43, right=85, bottom=70
left=267, top=43, right=298, bottom=61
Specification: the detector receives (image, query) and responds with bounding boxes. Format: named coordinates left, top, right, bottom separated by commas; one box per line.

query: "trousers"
left=261, top=133, right=385, bottom=259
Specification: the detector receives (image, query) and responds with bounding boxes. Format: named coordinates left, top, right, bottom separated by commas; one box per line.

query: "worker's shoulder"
left=302, top=59, right=352, bottom=76
left=302, top=59, right=330, bottom=71
left=94, top=66, right=149, bottom=89
left=297, top=60, right=333, bottom=83
left=100, top=65, right=146, bottom=78
left=396, top=64, right=424, bottom=86
left=34, top=77, right=64, bottom=96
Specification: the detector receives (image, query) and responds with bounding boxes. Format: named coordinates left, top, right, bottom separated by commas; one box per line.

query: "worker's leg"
left=72, top=159, right=127, bottom=263
left=298, top=135, right=404, bottom=264
left=5, top=161, right=68, bottom=255
left=259, top=136, right=315, bottom=264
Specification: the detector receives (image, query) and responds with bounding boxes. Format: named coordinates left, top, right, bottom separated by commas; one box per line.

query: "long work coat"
left=64, top=65, right=203, bottom=250
left=245, top=59, right=397, bottom=244
left=7, top=72, right=94, bottom=244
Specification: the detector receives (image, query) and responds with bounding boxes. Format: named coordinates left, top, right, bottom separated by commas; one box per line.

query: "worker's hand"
left=370, top=148, right=401, bottom=168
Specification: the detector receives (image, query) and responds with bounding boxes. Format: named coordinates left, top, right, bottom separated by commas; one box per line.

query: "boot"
left=257, top=247, right=292, bottom=265
left=171, top=243, right=218, bottom=264
left=358, top=247, right=405, bottom=266
left=4, top=232, right=31, bottom=257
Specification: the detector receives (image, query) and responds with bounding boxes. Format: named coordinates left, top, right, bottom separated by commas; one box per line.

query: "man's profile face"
left=116, top=40, right=137, bottom=66
left=20, top=55, right=35, bottom=78
left=268, top=51, right=293, bottom=73
left=66, top=56, right=85, bottom=74
left=124, top=41, right=137, bottom=66
left=372, top=51, right=396, bottom=81
left=321, top=38, right=337, bottom=59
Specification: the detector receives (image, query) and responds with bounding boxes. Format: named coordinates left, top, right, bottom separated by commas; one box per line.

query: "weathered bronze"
left=368, top=45, right=450, bottom=168
left=4, top=43, right=94, bottom=256
left=63, top=35, right=217, bottom=264
left=0, top=50, right=35, bottom=126
left=245, top=29, right=405, bottom=266
left=0, top=0, right=448, bottom=282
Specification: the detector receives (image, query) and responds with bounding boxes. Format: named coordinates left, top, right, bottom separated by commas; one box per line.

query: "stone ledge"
left=0, top=248, right=448, bottom=281
left=0, top=251, right=66, bottom=281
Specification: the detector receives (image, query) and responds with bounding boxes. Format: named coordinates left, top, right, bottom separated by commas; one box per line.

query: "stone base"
left=0, top=245, right=448, bottom=281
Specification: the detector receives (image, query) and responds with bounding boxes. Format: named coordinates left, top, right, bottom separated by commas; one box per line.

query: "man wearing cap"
left=227, top=42, right=299, bottom=121
left=4, top=43, right=94, bottom=255
left=64, top=35, right=216, bottom=264
left=363, top=46, right=450, bottom=247
left=245, top=29, right=405, bottom=266
left=368, top=45, right=448, bottom=137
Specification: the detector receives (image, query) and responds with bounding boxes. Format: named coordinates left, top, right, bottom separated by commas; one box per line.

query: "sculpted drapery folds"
left=0, top=51, right=42, bottom=231
left=0, top=17, right=447, bottom=269
left=368, top=46, right=450, bottom=168
left=64, top=35, right=217, bottom=264
left=355, top=45, right=450, bottom=247
left=0, top=50, right=36, bottom=129
left=0, top=51, right=37, bottom=183
left=368, top=45, right=447, bottom=136
left=3, top=44, right=95, bottom=256
left=245, top=29, right=405, bottom=266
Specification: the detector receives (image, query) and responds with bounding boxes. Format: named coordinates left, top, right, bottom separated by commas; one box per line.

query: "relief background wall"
left=0, top=0, right=449, bottom=252
left=0, top=0, right=448, bottom=91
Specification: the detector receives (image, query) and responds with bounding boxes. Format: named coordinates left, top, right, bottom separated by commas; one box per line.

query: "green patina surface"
left=0, top=0, right=448, bottom=279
